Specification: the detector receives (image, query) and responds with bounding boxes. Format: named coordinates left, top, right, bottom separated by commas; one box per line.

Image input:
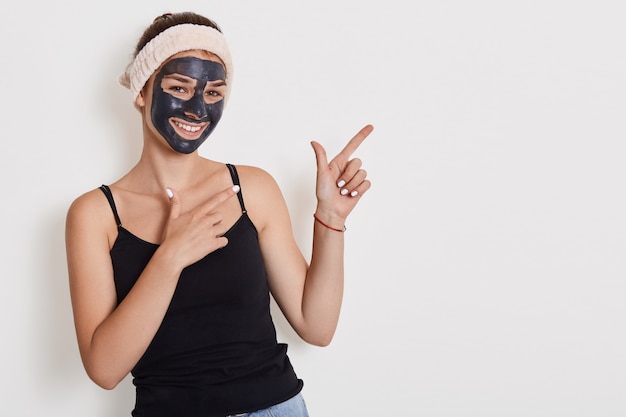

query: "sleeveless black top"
left=99, top=164, right=303, bottom=417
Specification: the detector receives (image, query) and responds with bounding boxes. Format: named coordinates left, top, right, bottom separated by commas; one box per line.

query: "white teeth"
left=175, top=121, right=202, bottom=133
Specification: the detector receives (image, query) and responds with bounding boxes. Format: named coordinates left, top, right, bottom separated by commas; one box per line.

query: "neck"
left=126, top=124, right=215, bottom=195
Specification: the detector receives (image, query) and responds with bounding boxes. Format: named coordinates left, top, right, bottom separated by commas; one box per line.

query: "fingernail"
left=232, top=185, right=240, bottom=193
left=166, top=188, right=173, bottom=198
left=337, top=180, right=346, bottom=188
left=351, top=190, right=359, bottom=197
left=341, top=188, right=349, bottom=196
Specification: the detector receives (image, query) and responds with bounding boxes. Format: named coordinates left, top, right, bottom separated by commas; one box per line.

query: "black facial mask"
left=151, top=57, right=226, bottom=154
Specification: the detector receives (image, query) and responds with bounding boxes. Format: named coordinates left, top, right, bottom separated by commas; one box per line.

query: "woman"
left=66, top=11, right=372, bottom=417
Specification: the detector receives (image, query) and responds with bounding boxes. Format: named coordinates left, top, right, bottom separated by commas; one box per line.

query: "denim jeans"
left=227, top=393, right=309, bottom=417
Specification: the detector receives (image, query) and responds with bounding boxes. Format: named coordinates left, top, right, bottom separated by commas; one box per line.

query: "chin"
left=168, top=137, right=206, bottom=154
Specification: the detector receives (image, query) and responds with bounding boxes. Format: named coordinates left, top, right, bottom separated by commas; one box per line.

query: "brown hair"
left=133, top=12, right=222, bottom=57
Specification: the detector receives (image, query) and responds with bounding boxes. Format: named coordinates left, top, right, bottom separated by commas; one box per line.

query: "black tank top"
left=99, top=164, right=302, bottom=417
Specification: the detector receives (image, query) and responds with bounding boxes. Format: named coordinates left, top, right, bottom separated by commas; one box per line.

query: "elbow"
left=296, top=318, right=339, bottom=347
left=302, top=330, right=336, bottom=347
left=309, top=338, right=332, bottom=347
left=97, top=382, right=118, bottom=391
left=79, top=338, right=130, bottom=390
left=84, top=362, right=125, bottom=390
left=88, top=372, right=123, bottom=390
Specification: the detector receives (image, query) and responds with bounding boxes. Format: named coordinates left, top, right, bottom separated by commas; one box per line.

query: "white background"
left=2, top=1, right=625, bottom=416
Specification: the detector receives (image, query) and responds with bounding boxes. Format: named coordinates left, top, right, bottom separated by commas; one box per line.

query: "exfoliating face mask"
left=151, top=56, right=226, bottom=154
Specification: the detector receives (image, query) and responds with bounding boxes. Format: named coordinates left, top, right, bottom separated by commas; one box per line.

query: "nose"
left=183, top=92, right=208, bottom=120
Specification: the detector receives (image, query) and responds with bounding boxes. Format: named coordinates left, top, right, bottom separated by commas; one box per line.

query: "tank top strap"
left=226, top=163, right=247, bottom=214
left=99, top=185, right=122, bottom=227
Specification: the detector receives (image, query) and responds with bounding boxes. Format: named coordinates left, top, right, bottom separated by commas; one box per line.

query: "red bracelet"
left=313, top=213, right=346, bottom=232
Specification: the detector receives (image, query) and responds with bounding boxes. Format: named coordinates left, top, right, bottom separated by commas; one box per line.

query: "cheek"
left=151, top=92, right=189, bottom=128
left=207, top=101, right=224, bottom=121
left=154, top=92, right=184, bottom=114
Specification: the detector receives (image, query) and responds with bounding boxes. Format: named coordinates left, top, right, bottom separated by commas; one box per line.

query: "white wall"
left=3, top=1, right=625, bottom=416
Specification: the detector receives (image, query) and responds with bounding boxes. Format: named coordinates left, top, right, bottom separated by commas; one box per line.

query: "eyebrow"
left=163, top=74, right=195, bottom=84
left=162, top=75, right=226, bottom=87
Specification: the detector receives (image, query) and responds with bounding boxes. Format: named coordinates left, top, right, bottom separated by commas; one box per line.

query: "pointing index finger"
left=201, top=184, right=240, bottom=213
left=336, top=124, right=374, bottom=161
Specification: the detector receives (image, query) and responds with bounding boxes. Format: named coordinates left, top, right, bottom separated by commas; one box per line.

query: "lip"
left=170, top=118, right=210, bottom=140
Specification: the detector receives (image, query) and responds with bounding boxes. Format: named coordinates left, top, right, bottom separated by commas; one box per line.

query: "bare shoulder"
left=67, top=188, right=109, bottom=222
left=233, top=164, right=276, bottom=183
left=233, top=165, right=290, bottom=231
left=66, top=187, right=117, bottom=247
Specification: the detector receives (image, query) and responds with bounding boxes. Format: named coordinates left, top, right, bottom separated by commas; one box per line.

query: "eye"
left=205, top=90, right=220, bottom=97
left=171, top=86, right=187, bottom=93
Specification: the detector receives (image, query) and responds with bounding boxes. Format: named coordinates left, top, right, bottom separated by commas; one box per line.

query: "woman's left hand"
left=311, top=124, right=373, bottom=222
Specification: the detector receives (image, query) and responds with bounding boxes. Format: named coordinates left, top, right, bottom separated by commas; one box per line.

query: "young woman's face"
left=149, top=53, right=227, bottom=154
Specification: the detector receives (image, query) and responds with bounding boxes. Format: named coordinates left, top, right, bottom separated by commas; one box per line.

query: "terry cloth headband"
left=118, top=23, right=234, bottom=104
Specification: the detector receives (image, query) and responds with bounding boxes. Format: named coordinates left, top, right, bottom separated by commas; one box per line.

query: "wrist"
left=313, top=212, right=346, bottom=232
left=152, top=244, right=186, bottom=276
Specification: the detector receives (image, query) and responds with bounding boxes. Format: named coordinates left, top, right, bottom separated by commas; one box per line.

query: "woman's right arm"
left=66, top=190, right=184, bottom=389
left=66, top=186, right=238, bottom=389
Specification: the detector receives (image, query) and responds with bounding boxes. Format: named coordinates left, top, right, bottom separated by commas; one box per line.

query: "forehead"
left=159, top=51, right=226, bottom=81
left=170, top=49, right=224, bottom=65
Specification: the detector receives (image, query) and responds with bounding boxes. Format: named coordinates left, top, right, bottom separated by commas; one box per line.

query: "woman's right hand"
left=159, top=185, right=240, bottom=268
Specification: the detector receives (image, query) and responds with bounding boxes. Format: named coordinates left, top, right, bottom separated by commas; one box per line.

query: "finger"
left=204, top=213, right=224, bottom=228
left=216, top=236, right=229, bottom=250
left=347, top=179, right=372, bottom=198
left=166, top=188, right=181, bottom=220
left=202, top=213, right=230, bottom=238
left=339, top=168, right=368, bottom=196
left=334, top=124, right=373, bottom=163
left=200, top=184, right=240, bottom=213
left=310, top=141, right=329, bottom=172
left=336, top=158, right=363, bottom=189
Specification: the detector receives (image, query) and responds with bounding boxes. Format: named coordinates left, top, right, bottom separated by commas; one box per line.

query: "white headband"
left=118, top=23, right=233, bottom=103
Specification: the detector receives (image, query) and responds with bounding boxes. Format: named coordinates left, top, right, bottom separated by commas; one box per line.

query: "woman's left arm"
left=247, top=125, right=373, bottom=346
